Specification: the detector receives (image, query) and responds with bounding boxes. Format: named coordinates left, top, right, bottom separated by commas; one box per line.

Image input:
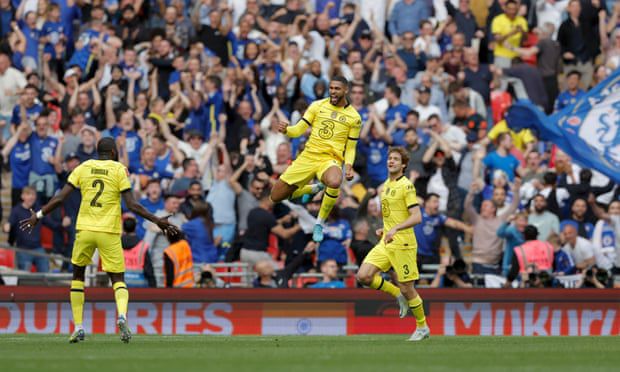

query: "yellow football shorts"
left=363, top=241, right=419, bottom=282
left=72, top=230, right=125, bottom=273
left=280, top=151, right=341, bottom=188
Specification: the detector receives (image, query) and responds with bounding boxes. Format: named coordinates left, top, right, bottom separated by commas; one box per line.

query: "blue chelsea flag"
left=506, top=69, right=620, bottom=183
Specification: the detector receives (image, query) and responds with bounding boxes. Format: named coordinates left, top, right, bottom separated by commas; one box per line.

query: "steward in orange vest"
left=507, top=225, right=554, bottom=282
left=163, top=231, right=195, bottom=288
left=122, top=217, right=156, bottom=287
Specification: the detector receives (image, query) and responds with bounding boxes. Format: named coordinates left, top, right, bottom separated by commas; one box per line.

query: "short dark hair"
left=426, top=192, right=440, bottom=200
left=406, top=110, right=419, bottom=119
left=24, top=83, right=39, bottom=93
left=506, top=0, right=518, bottom=5
left=206, top=75, right=222, bottom=89
left=427, top=113, right=441, bottom=123
left=566, top=70, right=582, bottom=79
left=182, top=158, right=196, bottom=170
left=523, top=225, right=539, bottom=241
left=387, top=84, right=401, bottom=98
left=97, top=137, right=118, bottom=157
left=331, top=75, right=349, bottom=87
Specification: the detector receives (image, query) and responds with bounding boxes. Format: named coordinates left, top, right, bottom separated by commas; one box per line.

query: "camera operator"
left=430, top=258, right=473, bottom=288
left=582, top=266, right=609, bottom=289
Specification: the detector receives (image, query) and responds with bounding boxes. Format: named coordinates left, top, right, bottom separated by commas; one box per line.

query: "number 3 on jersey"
left=318, top=119, right=335, bottom=139
left=90, top=179, right=105, bottom=207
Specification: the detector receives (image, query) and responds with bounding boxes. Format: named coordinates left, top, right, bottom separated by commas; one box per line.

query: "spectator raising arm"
left=498, top=178, right=521, bottom=220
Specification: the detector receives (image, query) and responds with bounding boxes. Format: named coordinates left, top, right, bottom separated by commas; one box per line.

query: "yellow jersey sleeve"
left=67, top=164, right=83, bottom=189
left=487, top=120, right=507, bottom=141
left=117, top=164, right=132, bottom=193
left=348, top=114, right=362, bottom=140
left=404, top=180, right=418, bottom=209
left=302, top=100, right=321, bottom=125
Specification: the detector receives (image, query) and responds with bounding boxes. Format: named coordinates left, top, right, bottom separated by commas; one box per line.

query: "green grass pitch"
left=0, top=335, right=618, bottom=372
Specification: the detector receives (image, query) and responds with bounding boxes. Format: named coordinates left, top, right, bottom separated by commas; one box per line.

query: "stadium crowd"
left=0, top=0, right=619, bottom=289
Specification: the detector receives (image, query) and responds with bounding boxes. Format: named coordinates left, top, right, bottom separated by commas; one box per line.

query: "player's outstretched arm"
left=122, top=190, right=180, bottom=236
left=122, top=190, right=181, bottom=238
left=19, top=184, right=76, bottom=233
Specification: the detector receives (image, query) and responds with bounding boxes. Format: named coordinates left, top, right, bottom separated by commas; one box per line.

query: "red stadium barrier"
left=0, top=288, right=618, bottom=336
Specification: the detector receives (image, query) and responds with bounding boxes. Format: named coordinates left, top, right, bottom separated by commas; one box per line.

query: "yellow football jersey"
left=301, top=98, right=362, bottom=162
left=380, top=175, right=419, bottom=248
left=67, top=159, right=132, bottom=234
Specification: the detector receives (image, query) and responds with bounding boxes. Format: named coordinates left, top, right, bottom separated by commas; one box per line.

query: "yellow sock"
left=291, top=184, right=314, bottom=199
left=317, top=187, right=339, bottom=223
left=70, top=280, right=85, bottom=327
left=369, top=275, right=401, bottom=298
left=113, top=282, right=129, bottom=318
left=408, top=295, right=427, bottom=328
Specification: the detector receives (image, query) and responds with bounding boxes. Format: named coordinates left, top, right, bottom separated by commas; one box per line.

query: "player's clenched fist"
left=277, top=119, right=289, bottom=134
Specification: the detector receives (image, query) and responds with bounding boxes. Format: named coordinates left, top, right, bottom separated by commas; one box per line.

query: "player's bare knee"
left=356, top=271, right=372, bottom=286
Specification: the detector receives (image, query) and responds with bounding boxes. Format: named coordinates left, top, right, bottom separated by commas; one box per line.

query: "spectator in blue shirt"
left=497, top=213, right=527, bottom=276
left=483, top=132, right=520, bottom=182
left=2, top=122, right=32, bottom=208
left=554, top=70, right=586, bottom=112
left=11, top=84, right=43, bottom=129
left=4, top=186, right=54, bottom=272
left=360, top=110, right=393, bottom=188
left=0, top=1, right=13, bottom=39
left=309, top=259, right=346, bottom=288
left=41, top=3, right=64, bottom=46
left=562, top=199, right=595, bottom=239
left=548, top=233, right=576, bottom=276
left=203, top=75, right=224, bottom=141
left=317, top=207, right=352, bottom=266
left=388, top=0, right=430, bottom=39
left=18, top=11, right=41, bottom=70
left=135, top=146, right=174, bottom=183
left=29, top=113, right=60, bottom=203
left=106, top=110, right=142, bottom=173
left=384, top=84, right=411, bottom=146
left=182, top=202, right=219, bottom=264
left=137, top=180, right=164, bottom=239
left=416, top=193, right=472, bottom=264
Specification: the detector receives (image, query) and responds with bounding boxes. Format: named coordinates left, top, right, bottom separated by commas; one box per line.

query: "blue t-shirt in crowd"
left=11, top=103, right=43, bottom=127
left=136, top=166, right=174, bottom=181
left=137, top=197, right=164, bottom=239
left=361, top=138, right=389, bottom=183
left=385, top=103, right=410, bottom=146
left=554, top=89, right=585, bottom=112
left=155, top=149, right=174, bottom=176
left=108, top=127, right=142, bottom=172
left=315, top=0, right=342, bottom=18
left=204, top=91, right=224, bottom=140
left=68, top=29, right=109, bottom=71
left=9, top=141, right=32, bottom=189
left=318, top=219, right=352, bottom=265
left=182, top=218, right=218, bottom=264
left=309, top=280, right=346, bottom=288
left=29, top=133, right=58, bottom=176
left=41, top=21, right=64, bottom=45
left=51, top=0, right=80, bottom=41
left=184, top=104, right=209, bottom=137
left=18, top=21, right=40, bottom=66
left=483, top=151, right=520, bottom=181
left=414, top=210, right=447, bottom=257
